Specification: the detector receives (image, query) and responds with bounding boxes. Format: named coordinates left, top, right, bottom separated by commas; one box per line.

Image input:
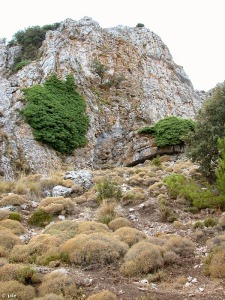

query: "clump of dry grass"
left=204, top=250, right=225, bottom=278
left=0, top=263, right=39, bottom=284
left=44, top=220, right=109, bottom=240
left=44, top=220, right=79, bottom=240
left=0, top=280, right=36, bottom=300
left=38, top=196, right=75, bottom=215
left=113, top=227, right=147, bottom=247
left=0, top=228, right=22, bottom=256
left=206, top=234, right=225, bottom=252
left=0, top=210, right=10, bottom=220
left=165, top=236, right=195, bottom=257
left=97, top=200, right=117, bottom=225
left=122, top=188, right=145, bottom=205
left=0, top=219, right=25, bottom=235
left=0, top=194, right=27, bottom=206
left=87, top=290, right=118, bottom=300
left=108, top=217, right=132, bottom=231
left=120, top=241, right=164, bottom=276
left=10, top=234, right=62, bottom=264
left=60, top=232, right=128, bottom=265
left=38, top=271, right=83, bottom=299
left=204, top=234, right=225, bottom=278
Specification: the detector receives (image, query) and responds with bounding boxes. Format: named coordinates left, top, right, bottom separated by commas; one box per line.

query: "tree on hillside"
left=185, top=82, right=225, bottom=180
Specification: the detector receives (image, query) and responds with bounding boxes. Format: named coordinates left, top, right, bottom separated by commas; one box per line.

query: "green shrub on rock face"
left=22, top=75, right=89, bottom=154
left=138, top=116, right=195, bottom=148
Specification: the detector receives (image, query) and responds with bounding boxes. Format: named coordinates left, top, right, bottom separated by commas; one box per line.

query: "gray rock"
left=52, top=185, right=72, bottom=197
left=64, top=169, right=93, bottom=189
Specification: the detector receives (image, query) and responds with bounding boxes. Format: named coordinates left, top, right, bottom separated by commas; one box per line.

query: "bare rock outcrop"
left=0, top=17, right=204, bottom=178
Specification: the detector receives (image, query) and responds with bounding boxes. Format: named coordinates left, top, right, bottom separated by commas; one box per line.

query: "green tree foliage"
left=22, top=74, right=89, bottom=154
left=9, top=23, right=59, bottom=70
left=216, top=138, right=225, bottom=194
left=185, top=82, right=225, bottom=179
left=138, top=116, right=195, bottom=147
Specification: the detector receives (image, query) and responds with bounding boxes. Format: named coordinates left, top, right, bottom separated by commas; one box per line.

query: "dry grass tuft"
left=10, top=234, right=62, bottom=264
left=0, top=263, right=39, bottom=284
left=120, top=241, right=164, bottom=276
left=38, top=196, right=74, bottom=215
left=205, top=250, right=225, bottom=278
left=165, top=236, right=195, bottom=257
left=122, top=188, right=145, bottom=204
left=0, top=194, right=27, bottom=206
left=0, top=219, right=25, bottom=235
left=87, top=289, right=118, bottom=300
left=0, top=210, right=10, bottom=220
left=206, top=234, right=225, bottom=252
left=113, top=227, right=147, bottom=247
left=108, top=217, right=132, bottom=231
left=0, top=229, right=22, bottom=256
left=60, top=232, right=128, bottom=265
left=97, top=200, right=117, bottom=224
left=0, top=280, right=36, bottom=300
left=38, top=271, right=83, bottom=299
left=44, top=220, right=109, bottom=240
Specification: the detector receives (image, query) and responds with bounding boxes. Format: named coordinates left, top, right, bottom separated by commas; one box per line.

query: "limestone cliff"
left=0, top=17, right=203, bottom=179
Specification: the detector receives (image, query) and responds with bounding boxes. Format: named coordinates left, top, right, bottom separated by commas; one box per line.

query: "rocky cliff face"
left=0, top=17, right=203, bottom=179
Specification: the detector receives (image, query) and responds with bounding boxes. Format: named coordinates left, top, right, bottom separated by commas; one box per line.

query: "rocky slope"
left=0, top=156, right=224, bottom=299
left=0, top=17, right=203, bottom=179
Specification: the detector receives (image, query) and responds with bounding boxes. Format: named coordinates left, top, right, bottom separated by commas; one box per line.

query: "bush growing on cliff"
left=9, top=23, right=60, bottom=70
left=138, top=116, right=195, bottom=148
left=21, top=74, right=89, bottom=154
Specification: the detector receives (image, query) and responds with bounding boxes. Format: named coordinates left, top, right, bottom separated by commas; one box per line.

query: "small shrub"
left=0, top=229, right=22, bottom=254
left=122, top=188, right=145, bottom=204
left=206, top=234, right=225, bottom=252
left=87, top=290, right=118, bottom=300
left=0, top=194, right=27, bottom=206
left=0, top=280, right=35, bottom=300
left=136, top=23, right=145, bottom=27
left=159, top=199, right=177, bottom=223
left=0, top=210, right=10, bottom=220
left=193, top=221, right=204, bottom=229
left=10, top=234, right=62, bottom=264
left=204, top=250, right=225, bottom=278
left=60, top=232, right=128, bottom=265
left=120, top=241, right=164, bottom=276
left=108, top=217, right=132, bottom=231
left=8, top=212, right=22, bottom=222
left=113, top=227, right=147, bottom=247
left=0, top=219, right=25, bottom=235
left=38, top=196, right=74, bottom=215
left=16, top=265, right=40, bottom=284
left=204, top=217, right=217, bottom=227
left=38, top=271, right=83, bottom=299
left=150, top=156, right=162, bottom=167
left=165, top=236, right=195, bottom=257
left=90, top=59, right=108, bottom=82
left=97, top=200, right=117, bottom=225
left=96, top=178, right=122, bottom=202
left=148, top=270, right=168, bottom=283
left=44, top=220, right=110, bottom=240
left=28, top=209, right=53, bottom=227
left=14, top=60, right=31, bottom=71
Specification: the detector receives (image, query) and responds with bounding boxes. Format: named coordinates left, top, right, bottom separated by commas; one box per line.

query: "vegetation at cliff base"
left=138, top=116, right=195, bottom=147
left=21, top=74, right=89, bottom=154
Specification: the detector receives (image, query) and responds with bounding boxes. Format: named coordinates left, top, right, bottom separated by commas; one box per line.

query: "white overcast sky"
left=1, top=0, right=225, bottom=91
